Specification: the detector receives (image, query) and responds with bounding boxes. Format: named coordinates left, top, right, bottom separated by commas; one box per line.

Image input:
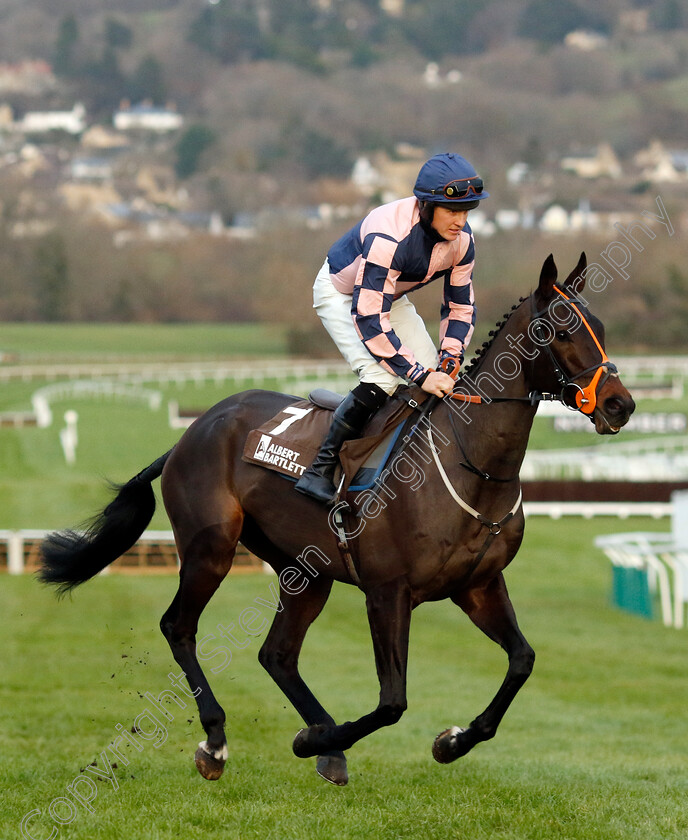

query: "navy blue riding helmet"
left=413, top=153, right=489, bottom=208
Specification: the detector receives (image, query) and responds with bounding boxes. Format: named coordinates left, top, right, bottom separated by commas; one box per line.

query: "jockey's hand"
left=420, top=371, right=455, bottom=398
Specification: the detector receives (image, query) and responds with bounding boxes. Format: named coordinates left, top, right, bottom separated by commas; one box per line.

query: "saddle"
left=242, top=386, right=428, bottom=494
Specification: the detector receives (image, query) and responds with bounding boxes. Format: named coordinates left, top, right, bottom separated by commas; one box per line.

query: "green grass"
left=0, top=375, right=677, bottom=530
left=0, top=362, right=680, bottom=528
left=0, top=322, right=290, bottom=362
left=2, top=518, right=687, bottom=840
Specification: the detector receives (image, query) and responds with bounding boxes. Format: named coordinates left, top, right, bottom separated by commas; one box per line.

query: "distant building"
left=560, top=143, right=622, bottom=179
left=494, top=209, right=521, bottom=231
left=0, top=60, right=55, bottom=95
left=380, top=0, right=405, bottom=16
left=136, top=165, right=187, bottom=209
left=423, top=63, right=462, bottom=88
left=0, top=104, right=13, bottom=128
left=114, top=101, right=183, bottom=133
left=81, top=125, right=130, bottom=150
left=351, top=156, right=381, bottom=195
left=506, top=162, right=529, bottom=185
left=634, top=140, right=688, bottom=183
left=70, top=157, right=114, bottom=181
left=16, top=102, right=86, bottom=135
left=539, top=205, right=570, bottom=233
left=350, top=144, right=426, bottom=201
left=564, top=30, right=609, bottom=51
left=569, top=199, right=598, bottom=231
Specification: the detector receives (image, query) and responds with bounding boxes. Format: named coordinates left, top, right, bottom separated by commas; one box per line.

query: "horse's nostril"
left=605, top=396, right=634, bottom=417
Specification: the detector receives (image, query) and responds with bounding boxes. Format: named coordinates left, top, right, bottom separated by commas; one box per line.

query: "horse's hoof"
left=293, top=725, right=327, bottom=759
left=432, top=726, right=465, bottom=764
left=194, top=742, right=227, bottom=780
left=316, top=752, right=348, bottom=786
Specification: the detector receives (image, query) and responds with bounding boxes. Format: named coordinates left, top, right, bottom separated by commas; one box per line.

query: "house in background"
left=634, top=139, right=688, bottom=183
left=15, top=102, right=86, bottom=135
left=80, top=124, right=130, bottom=150
left=560, top=143, right=622, bottom=179
left=564, top=30, right=609, bottom=51
left=114, top=101, right=183, bottom=133
left=0, top=60, right=56, bottom=95
left=350, top=143, right=426, bottom=202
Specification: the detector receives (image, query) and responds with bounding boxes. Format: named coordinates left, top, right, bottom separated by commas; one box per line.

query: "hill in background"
left=0, top=0, right=686, bottom=351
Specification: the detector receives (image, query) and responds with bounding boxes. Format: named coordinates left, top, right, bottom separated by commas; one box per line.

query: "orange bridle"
left=443, top=286, right=616, bottom=416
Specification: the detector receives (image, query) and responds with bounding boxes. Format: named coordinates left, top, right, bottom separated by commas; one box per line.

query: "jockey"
left=295, top=152, right=489, bottom=505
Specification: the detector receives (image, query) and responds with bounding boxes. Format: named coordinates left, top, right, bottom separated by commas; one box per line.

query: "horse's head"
left=527, top=252, right=635, bottom=435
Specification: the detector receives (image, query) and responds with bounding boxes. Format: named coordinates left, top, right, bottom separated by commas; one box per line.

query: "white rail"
left=0, top=358, right=354, bottom=384
left=0, top=502, right=672, bottom=576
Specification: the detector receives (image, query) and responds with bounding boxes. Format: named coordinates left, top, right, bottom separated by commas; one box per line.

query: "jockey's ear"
left=563, top=252, right=587, bottom=296
left=537, top=254, right=557, bottom=301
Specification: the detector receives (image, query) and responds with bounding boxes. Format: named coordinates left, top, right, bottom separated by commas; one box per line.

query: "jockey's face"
left=431, top=205, right=470, bottom=241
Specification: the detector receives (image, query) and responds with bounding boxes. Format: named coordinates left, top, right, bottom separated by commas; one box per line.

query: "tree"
left=175, top=125, right=217, bottom=179
left=299, top=129, right=354, bottom=178
left=650, top=0, right=685, bottom=31
left=81, top=48, right=127, bottom=113
left=188, top=4, right=265, bottom=64
left=105, top=18, right=134, bottom=50
left=33, top=233, right=70, bottom=322
left=128, top=55, right=168, bottom=105
left=53, top=14, right=79, bottom=77
left=399, top=0, right=488, bottom=58
left=518, top=0, right=609, bottom=44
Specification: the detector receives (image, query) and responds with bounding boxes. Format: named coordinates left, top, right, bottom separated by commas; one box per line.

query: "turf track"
left=2, top=517, right=687, bottom=840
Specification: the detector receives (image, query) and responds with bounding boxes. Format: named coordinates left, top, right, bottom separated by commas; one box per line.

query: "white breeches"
left=312, top=259, right=438, bottom=395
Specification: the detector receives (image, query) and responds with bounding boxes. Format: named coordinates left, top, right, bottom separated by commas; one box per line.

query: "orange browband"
left=442, top=287, right=611, bottom=415
left=554, top=287, right=610, bottom=415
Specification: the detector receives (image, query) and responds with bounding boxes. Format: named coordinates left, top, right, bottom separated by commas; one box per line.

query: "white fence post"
left=8, top=532, right=24, bottom=574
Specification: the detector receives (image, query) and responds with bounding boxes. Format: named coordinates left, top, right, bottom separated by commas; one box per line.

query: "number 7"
left=270, top=406, right=313, bottom=436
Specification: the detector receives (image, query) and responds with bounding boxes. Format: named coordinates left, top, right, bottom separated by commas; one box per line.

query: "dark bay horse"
left=39, top=253, right=635, bottom=786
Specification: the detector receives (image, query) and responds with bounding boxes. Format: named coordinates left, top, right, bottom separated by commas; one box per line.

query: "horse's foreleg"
left=433, top=572, right=535, bottom=764
left=160, top=521, right=239, bottom=781
left=292, top=577, right=412, bottom=759
left=258, top=575, right=349, bottom=784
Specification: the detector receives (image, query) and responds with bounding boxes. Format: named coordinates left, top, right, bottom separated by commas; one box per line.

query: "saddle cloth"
left=242, top=386, right=428, bottom=493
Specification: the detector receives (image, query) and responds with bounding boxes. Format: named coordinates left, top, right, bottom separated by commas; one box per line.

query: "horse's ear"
left=563, top=252, right=587, bottom=295
left=537, top=254, right=557, bottom=300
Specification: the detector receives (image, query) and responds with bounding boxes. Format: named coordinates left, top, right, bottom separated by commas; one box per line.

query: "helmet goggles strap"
left=431, top=176, right=484, bottom=200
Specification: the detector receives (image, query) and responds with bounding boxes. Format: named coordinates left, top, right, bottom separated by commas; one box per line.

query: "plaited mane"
left=460, top=295, right=528, bottom=379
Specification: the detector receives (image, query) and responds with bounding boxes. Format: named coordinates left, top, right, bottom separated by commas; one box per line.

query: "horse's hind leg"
left=433, top=572, right=535, bottom=764
left=160, top=517, right=241, bottom=781
left=258, top=574, right=349, bottom=785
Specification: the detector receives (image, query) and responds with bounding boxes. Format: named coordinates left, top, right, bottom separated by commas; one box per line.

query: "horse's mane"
left=461, top=295, right=529, bottom=379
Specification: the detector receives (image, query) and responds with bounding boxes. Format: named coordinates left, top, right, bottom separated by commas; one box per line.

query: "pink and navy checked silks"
left=327, top=196, right=476, bottom=383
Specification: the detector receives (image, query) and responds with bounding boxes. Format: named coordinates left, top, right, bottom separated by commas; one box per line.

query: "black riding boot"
left=295, top=382, right=388, bottom=505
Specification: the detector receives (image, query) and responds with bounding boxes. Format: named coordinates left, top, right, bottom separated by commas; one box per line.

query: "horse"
left=39, top=253, right=635, bottom=787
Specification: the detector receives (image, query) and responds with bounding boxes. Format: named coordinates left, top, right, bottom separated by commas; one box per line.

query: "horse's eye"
left=555, top=330, right=570, bottom=342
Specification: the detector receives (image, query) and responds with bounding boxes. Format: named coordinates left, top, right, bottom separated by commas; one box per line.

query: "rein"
left=420, top=285, right=613, bottom=541
left=347, top=285, right=615, bottom=561
left=448, top=286, right=616, bottom=415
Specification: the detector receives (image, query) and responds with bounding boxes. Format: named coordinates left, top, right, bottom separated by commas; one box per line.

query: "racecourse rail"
left=3, top=355, right=687, bottom=626
left=1, top=354, right=688, bottom=385
left=0, top=502, right=672, bottom=576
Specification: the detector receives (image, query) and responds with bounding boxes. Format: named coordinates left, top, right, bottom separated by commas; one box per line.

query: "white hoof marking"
left=198, top=740, right=228, bottom=761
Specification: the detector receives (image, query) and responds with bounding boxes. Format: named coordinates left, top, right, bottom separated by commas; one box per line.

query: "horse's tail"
left=38, top=450, right=173, bottom=596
